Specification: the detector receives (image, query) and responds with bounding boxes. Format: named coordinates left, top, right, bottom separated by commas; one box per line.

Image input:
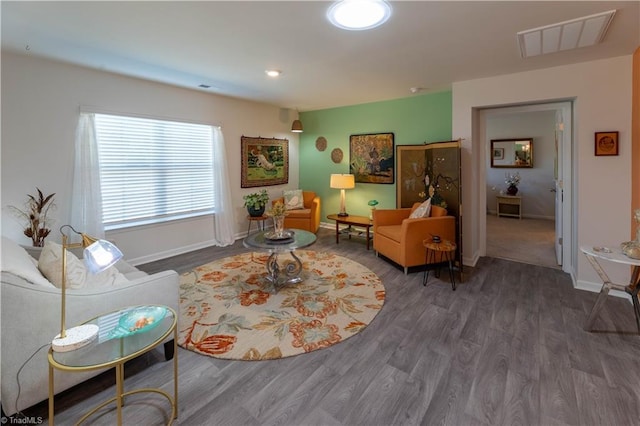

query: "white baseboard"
left=574, top=279, right=632, bottom=301
left=487, top=210, right=554, bottom=220
left=128, top=236, right=243, bottom=266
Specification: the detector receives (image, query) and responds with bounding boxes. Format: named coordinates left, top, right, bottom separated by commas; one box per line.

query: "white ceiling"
left=2, top=1, right=638, bottom=111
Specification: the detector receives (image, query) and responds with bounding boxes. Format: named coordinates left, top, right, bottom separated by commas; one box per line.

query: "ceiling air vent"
left=517, top=9, right=616, bottom=58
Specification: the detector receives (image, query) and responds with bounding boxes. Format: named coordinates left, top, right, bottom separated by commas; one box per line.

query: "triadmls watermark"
left=1, top=415, right=44, bottom=425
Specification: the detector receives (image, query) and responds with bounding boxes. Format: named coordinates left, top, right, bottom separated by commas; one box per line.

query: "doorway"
left=479, top=101, right=573, bottom=272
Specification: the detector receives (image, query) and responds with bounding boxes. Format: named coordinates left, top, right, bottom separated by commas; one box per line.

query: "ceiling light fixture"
left=265, top=69, right=282, bottom=77
left=327, top=0, right=392, bottom=31
left=517, top=9, right=616, bottom=58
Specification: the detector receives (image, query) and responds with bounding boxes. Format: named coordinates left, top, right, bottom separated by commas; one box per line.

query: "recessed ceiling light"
left=265, top=69, right=282, bottom=77
left=327, top=0, right=392, bottom=31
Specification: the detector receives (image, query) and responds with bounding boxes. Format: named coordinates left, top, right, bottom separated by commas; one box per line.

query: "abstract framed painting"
left=349, top=132, right=394, bottom=184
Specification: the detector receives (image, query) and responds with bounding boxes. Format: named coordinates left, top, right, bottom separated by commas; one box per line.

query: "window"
left=94, top=114, right=215, bottom=230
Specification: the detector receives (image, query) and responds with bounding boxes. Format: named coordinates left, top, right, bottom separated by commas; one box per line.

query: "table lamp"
left=330, top=174, right=355, bottom=217
left=51, top=225, right=123, bottom=352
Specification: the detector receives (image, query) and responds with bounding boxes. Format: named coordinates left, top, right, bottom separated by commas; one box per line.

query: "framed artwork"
left=493, top=147, right=504, bottom=160
left=241, top=136, right=289, bottom=188
left=349, top=132, right=394, bottom=184
left=595, top=131, right=618, bottom=156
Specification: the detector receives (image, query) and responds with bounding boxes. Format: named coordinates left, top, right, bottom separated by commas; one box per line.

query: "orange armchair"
left=272, top=191, right=321, bottom=233
left=373, top=203, right=455, bottom=274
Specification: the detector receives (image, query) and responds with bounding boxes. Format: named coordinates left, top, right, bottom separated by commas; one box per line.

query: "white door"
left=554, top=110, right=564, bottom=265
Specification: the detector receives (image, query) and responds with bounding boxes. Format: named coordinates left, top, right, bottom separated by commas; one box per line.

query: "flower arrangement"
left=8, top=188, right=56, bottom=247
left=265, top=201, right=287, bottom=217
left=505, top=172, right=521, bottom=188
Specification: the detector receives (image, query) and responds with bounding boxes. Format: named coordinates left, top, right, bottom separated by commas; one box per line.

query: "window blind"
left=94, top=114, right=215, bottom=229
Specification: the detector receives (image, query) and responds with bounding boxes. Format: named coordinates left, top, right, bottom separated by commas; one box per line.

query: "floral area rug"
left=178, top=250, right=385, bottom=360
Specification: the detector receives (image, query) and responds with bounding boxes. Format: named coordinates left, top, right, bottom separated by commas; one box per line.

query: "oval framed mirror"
left=491, top=138, right=533, bottom=168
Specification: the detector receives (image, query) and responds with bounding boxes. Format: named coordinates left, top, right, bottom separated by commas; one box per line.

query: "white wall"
left=453, top=55, right=633, bottom=289
left=1, top=52, right=300, bottom=263
left=486, top=110, right=556, bottom=219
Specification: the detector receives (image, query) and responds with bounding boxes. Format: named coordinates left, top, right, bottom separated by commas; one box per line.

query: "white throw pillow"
left=283, top=189, right=304, bottom=210
left=39, top=240, right=124, bottom=289
left=38, top=241, right=88, bottom=289
left=409, top=198, right=432, bottom=219
left=1, top=237, right=54, bottom=287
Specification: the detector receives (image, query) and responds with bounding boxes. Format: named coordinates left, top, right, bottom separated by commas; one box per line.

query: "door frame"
left=478, top=100, right=574, bottom=274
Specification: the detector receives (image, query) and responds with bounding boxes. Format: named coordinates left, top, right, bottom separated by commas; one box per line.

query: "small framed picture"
left=493, top=147, right=504, bottom=160
left=595, top=131, right=618, bottom=156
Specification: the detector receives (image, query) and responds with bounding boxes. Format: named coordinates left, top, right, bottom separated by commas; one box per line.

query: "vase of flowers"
left=8, top=188, right=56, bottom=247
left=621, top=209, right=640, bottom=259
left=266, top=201, right=287, bottom=236
left=505, top=172, right=521, bottom=196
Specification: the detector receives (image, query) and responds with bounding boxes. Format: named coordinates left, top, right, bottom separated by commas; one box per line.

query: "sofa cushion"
left=283, top=189, right=304, bottom=210
left=38, top=241, right=128, bottom=289
left=376, top=224, right=402, bottom=243
left=284, top=208, right=311, bottom=219
left=38, top=241, right=88, bottom=288
left=1, top=237, right=54, bottom=287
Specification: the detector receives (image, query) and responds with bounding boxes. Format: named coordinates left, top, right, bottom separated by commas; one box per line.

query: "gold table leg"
left=48, top=363, right=54, bottom=426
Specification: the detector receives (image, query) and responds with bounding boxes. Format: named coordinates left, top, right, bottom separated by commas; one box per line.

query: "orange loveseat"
left=272, top=191, right=321, bottom=233
left=373, top=203, right=455, bottom=274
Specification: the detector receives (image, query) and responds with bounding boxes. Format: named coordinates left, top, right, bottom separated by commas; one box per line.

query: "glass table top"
left=49, top=305, right=175, bottom=369
left=243, top=229, right=317, bottom=251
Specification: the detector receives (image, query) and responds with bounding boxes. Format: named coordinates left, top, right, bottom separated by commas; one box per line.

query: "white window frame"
left=93, top=113, right=215, bottom=231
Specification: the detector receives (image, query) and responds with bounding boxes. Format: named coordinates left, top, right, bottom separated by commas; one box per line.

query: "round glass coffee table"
left=243, top=229, right=317, bottom=292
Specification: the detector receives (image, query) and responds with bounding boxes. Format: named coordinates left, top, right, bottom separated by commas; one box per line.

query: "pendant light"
left=291, top=109, right=303, bottom=133
left=291, top=119, right=303, bottom=133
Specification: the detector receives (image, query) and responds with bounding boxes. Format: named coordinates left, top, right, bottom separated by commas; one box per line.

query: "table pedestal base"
left=265, top=251, right=304, bottom=292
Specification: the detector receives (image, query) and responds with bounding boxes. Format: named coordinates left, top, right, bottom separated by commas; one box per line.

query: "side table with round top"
left=48, top=305, right=178, bottom=425
left=423, top=238, right=457, bottom=291
left=246, top=215, right=268, bottom=235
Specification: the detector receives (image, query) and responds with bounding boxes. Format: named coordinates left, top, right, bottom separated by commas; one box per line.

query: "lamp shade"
left=330, top=174, right=355, bottom=189
left=291, top=119, right=303, bottom=133
left=83, top=239, right=123, bottom=274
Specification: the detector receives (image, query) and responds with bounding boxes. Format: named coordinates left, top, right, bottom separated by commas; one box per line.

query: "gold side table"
left=48, top=305, right=178, bottom=425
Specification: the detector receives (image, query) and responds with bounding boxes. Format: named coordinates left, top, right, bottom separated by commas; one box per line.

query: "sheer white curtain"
left=211, top=126, right=236, bottom=245
left=70, top=113, right=105, bottom=238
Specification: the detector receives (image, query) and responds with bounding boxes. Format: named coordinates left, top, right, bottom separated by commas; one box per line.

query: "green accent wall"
left=299, top=91, right=452, bottom=220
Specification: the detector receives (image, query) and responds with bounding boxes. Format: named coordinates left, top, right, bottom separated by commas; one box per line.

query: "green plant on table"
left=243, top=189, right=269, bottom=210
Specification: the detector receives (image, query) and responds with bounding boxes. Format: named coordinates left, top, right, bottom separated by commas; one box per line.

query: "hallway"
left=486, top=214, right=559, bottom=269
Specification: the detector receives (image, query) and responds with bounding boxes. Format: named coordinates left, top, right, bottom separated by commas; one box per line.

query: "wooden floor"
left=23, top=229, right=640, bottom=425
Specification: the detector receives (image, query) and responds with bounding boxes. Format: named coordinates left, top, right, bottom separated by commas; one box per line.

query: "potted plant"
left=8, top=188, right=56, bottom=247
left=243, top=189, right=270, bottom=217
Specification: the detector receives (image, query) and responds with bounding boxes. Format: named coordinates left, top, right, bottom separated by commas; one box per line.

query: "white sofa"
left=1, top=237, right=180, bottom=416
